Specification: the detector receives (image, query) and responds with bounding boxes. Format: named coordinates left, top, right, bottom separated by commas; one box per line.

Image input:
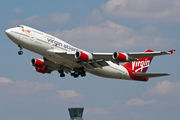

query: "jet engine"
left=112, top=52, right=128, bottom=62
left=31, top=58, right=50, bottom=74
left=31, top=58, right=44, bottom=68
left=35, top=67, right=47, bottom=74
left=75, top=51, right=93, bottom=62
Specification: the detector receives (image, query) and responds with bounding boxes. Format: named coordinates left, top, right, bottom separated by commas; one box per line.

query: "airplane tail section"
left=122, top=49, right=171, bottom=81
left=123, top=49, right=154, bottom=73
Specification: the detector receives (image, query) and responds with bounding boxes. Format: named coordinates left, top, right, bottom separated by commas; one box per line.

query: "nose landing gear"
left=18, top=45, right=23, bottom=55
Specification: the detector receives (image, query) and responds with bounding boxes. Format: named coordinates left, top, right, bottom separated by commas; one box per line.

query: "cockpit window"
left=17, top=25, right=24, bottom=28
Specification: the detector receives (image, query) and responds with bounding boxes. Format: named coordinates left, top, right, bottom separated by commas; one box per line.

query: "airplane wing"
left=92, top=49, right=175, bottom=63
left=47, top=49, right=175, bottom=68
left=127, top=50, right=175, bottom=58
left=47, top=49, right=78, bottom=61
left=133, top=72, right=170, bottom=78
left=47, top=49, right=109, bottom=69
left=34, top=57, right=72, bottom=74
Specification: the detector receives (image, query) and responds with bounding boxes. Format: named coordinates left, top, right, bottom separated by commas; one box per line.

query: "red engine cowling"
left=35, top=67, right=47, bottom=74
left=31, top=58, right=44, bottom=68
left=112, top=52, right=128, bottom=62
left=75, top=51, right=92, bottom=62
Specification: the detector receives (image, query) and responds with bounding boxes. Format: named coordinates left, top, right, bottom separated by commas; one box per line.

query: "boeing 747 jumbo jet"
left=5, top=25, right=175, bottom=81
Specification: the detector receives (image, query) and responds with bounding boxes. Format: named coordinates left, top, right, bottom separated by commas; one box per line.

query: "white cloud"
left=83, top=81, right=180, bottom=119
left=57, top=90, right=81, bottom=100
left=33, top=82, right=58, bottom=91
left=129, top=112, right=140, bottom=118
left=146, top=80, right=180, bottom=95
left=12, top=7, right=22, bottom=14
left=0, top=77, right=14, bottom=84
left=0, top=79, right=58, bottom=95
left=125, top=98, right=156, bottom=106
left=10, top=12, right=70, bottom=26
left=50, top=12, right=70, bottom=24
left=48, top=20, right=174, bottom=51
left=81, top=9, right=104, bottom=26
left=84, top=107, right=108, bottom=115
left=0, top=78, right=82, bottom=103
left=102, top=0, right=180, bottom=22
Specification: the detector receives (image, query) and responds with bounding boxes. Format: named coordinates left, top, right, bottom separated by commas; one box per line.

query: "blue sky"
left=0, top=0, right=180, bottom=120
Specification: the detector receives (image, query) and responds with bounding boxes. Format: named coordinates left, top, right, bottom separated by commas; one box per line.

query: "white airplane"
left=5, top=25, right=175, bottom=81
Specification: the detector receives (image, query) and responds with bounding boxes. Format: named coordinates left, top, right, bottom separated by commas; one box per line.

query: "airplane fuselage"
left=6, top=25, right=132, bottom=80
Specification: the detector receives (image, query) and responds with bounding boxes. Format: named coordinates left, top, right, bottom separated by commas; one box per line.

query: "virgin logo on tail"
left=132, top=59, right=150, bottom=72
left=122, top=49, right=154, bottom=73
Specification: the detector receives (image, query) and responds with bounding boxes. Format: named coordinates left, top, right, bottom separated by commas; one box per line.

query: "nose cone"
left=5, top=28, right=18, bottom=43
left=5, top=29, right=11, bottom=36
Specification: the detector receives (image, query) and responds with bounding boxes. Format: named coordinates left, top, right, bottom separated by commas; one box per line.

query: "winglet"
left=168, top=49, right=175, bottom=54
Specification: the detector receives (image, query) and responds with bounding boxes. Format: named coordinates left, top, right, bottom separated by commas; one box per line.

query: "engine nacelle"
left=35, top=67, right=47, bottom=74
left=75, top=51, right=93, bottom=62
left=112, top=52, right=128, bottom=62
left=31, top=58, right=44, bottom=68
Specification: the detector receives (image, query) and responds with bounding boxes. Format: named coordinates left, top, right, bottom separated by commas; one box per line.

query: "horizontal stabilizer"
left=133, top=72, right=170, bottom=78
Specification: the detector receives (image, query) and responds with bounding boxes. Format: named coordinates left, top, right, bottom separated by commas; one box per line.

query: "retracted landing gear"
left=59, top=70, right=65, bottom=77
left=18, top=45, right=23, bottom=55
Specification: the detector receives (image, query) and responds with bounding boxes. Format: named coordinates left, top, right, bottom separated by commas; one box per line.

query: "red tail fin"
left=123, top=49, right=154, bottom=73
